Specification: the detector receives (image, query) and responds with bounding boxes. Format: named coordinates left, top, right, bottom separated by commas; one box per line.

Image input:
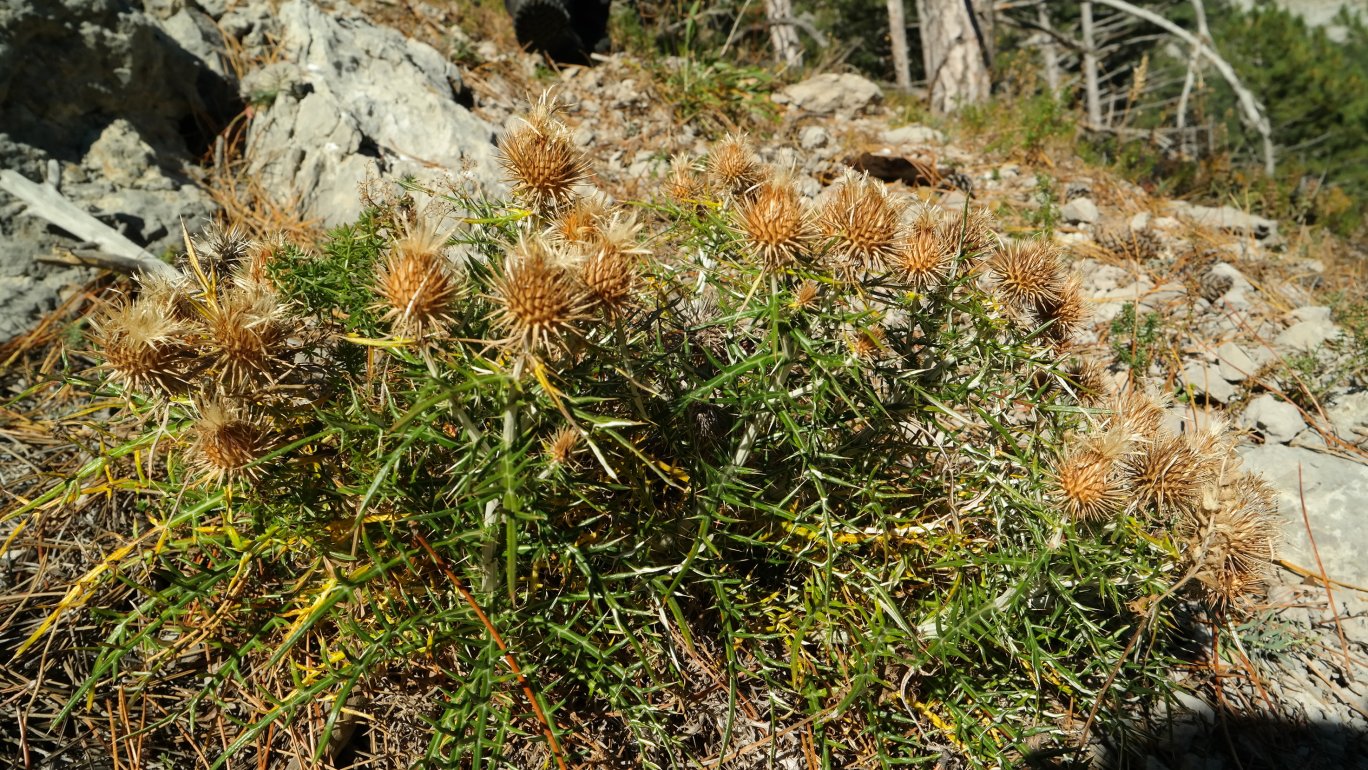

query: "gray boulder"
left=1241, top=394, right=1307, bottom=444
left=1168, top=200, right=1278, bottom=240
left=775, top=73, right=881, bottom=116
left=1240, top=444, right=1368, bottom=585
left=244, top=0, right=503, bottom=226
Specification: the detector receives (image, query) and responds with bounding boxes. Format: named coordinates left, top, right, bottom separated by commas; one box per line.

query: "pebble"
left=1241, top=394, right=1307, bottom=444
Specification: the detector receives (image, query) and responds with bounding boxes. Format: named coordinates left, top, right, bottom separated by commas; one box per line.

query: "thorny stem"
left=482, top=387, right=519, bottom=596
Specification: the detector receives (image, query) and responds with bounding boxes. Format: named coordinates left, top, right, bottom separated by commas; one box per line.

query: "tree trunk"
left=764, top=0, right=803, bottom=69
left=888, top=0, right=912, bottom=91
left=915, top=0, right=992, bottom=113
left=1081, top=1, right=1104, bottom=127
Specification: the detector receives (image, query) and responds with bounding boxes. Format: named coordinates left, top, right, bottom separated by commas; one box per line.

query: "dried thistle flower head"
left=893, top=228, right=952, bottom=291
left=1061, top=356, right=1112, bottom=405
left=498, top=93, right=588, bottom=213
left=93, top=298, right=194, bottom=395
left=1125, top=432, right=1212, bottom=517
left=819, top=172, right=907, bottom=279
left=490, top=235, right=590, bottom=354
left=791, top=280, right=821, bottom=310
left=549, top=195, right=610, bottom=246
left=203, top=283, right=291, bottom=392
left=192, top=222, right=254, bottom=275
left=706, top=133, right=765, bottom=199
left=189, top=399, right=274, bottom=483
left=987, top=239, right=1064, bottom=311
left=941, top=207, right=997, bottom=260
left=1038, top=275, right=1089, bottom=344
left=735, top=171, right=816, bottom=271
left=1184, top=473, right=1279, bottom=611
left=846, top=326, right=887, bottom=360
left=374, top=217, right=461, bottom=340
left=544, top=426, right=582, bottom=467
left=137, top=270, right=200, bottom=324
left=579, top=214, right=645, bottom=315
left=665, top=154, right=708, bottom=205
left=1106, top=384, right=1167, bottom=439
left=1053, top=429, right=1132, bottom=521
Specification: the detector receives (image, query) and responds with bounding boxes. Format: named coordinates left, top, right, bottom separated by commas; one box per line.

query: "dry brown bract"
left=1125, top=432, right=1212, bottom=517
left=665, top=154, right=708, bottom=206
left=1054, top=429, right=1132, bottom=521
left=203, top=283, right=292, bottom=392
left=490, top=236, right=590, bottom=355
left=706, top=133, right=765, bottom=200
left=579, top=215, right=645, bottom=316
left=1184, top=474, right=1279, bottom=611
left=498, top=94, right=588, bottom=214
left=987, top=239, right=1064, bottom=311
left=374, top=218, right=461, bottom=340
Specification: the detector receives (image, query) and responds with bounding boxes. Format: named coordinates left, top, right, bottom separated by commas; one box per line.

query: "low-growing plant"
left=1110, top=301, right=1164, bottom=374
left=3, top=95, right=1280, bottom=769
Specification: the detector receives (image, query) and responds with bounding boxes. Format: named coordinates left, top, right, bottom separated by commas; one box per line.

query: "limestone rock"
left=1240, top=444, right=1368, bottom=584
left=1242, top=394, right=1307, bottom=444
left=882, top=124, right=946, bottom=146
left=1181, top=360, right=1236, bottom=404
left=1168, top=200, right=1278, bottom=240
left=1216, top=341, right=1260, bottom=382
left=244, top=0, right=503, bottom=226
left=1060, top=197, right=1100, bottom=225
left=776, top=73, right=881, bottom=115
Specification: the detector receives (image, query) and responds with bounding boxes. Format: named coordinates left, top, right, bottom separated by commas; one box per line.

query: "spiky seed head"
left=1038, top=275, right=1089, bottom=344
left=942, top=207, right=997, bottom=260
left=1062, top=356, right=1112, bottom=406
left=893, top=229, right=952, bottom=291
left=1053, top=434, right=1130, bottom=522
left=791, top=280, right=820, bottom=310
left=93, top=299, right=194, bottom=395
left=544, top=426, right=581, bottom=467
left=137, top=270, right=200, bottom=324
left=189, top=399, right=274, bottom=483
left=498, top=94, right=588, bottom=213
left=549, top=196, right=610, bottom=246
left=819, top=172, right=906, bottom=279
left=191, top=222, right=254, bottom=275
left=579, top=214, right=645, bottom=315
left=847, top=326, right=886, bottom=360
left=490, top=236, right=590, bottom=354
left=987, top=239, right=1065, bottom=311
left=706, top=133, right=765, bottom=199
left=203, top=283, right=291, bottom=392
left=1184, top=473, right=1279, bottom=611
left=1106, top=385, right=1168, bottom=439
left=374, top=218, right=461, bottom=340
left=1126, top=433, right=1212, bottom=517
left=665, top=154, right=708, bottom=205
left=735, top=173, right=816, bottom=271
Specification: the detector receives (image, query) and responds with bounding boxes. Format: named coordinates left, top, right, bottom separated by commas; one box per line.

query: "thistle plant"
left=6, top=95, right=1282, bottom=769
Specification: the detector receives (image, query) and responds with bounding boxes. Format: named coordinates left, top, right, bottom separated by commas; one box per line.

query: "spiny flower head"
left=1105, top=384, right=1168, bottom=439
left=490, top=235, right=591, bottom=355
left=819, top=172, right=907, bottom=279
left=498, top=93, right=588, bottom=213
left=665, top=154, right=708, bottom=206
left=846, top=325, right=887, bottom=360
left=188, top=398, right=274, bottom=483
left=734, top=171, right=816, bottom=271
left=93, top=298, right=195, bottom=395
left=1061, top=356, right=1112, bottom=406
left=1053, top=429, right=1133, bottom=521
left=579, top=214, right=646, bottom=316
left=987, top=239, right=1065, bottom=311
left=706, top=133, right=766, bottom=199
left=374, top=217, right=461, bottom=340
left=549, top=195, right=610, bottom=247
left=190, top=221, right=254, bottom=275
left=938, top=207, right=997, bottom=260
left=137, top=270, right=200, bottom=324
left=1038, top=275, right=1088, bottom=345
left=893, top=228, right=953, bottom=291
left=1184, top=473, right=1279, bottom=611
left=791, top=280, right=821, bottom=311
left=1125, top=432, right=1212, bottom=517
left=202, top=282, right=291, bottom=392
left=544, top=426, right=582, bottom=467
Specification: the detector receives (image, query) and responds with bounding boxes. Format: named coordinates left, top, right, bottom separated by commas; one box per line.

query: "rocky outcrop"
left=242, top=0, right=504, bottom=227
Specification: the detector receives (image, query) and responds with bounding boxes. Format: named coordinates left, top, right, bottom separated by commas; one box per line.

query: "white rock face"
left=1242, top=394, right=1307, bottom=444
left=245, top=0, right=503, bottom=226
left=1240, top=444, right=1368, bottom=584
left=882, top=125, right=946, bottom=146
left=1060, top=197, right=1100, bottom=224
left=1168, top=200, right=1278, bottom=240
left=776, top=73, right=882, bottom=115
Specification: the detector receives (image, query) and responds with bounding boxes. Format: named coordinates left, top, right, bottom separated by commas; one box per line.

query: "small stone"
left=882, top=124, right=946, bottom=146
left=1168, top=200, right=1278, bottom=239
left=799, top=125, right=829, bottom=150
left=1290, top=428, right=1328, bottom=451
left=1242, top=394, right=1307, bottom=444
left=1327, top=391, right=1368, bottom=446
left=1290, top=305, right=1332, bottom=324
left=1216, top=342, right=1261, bottom=382
left=1060, top=197, right=1100, bottom=224
left=1139, top=281, right=1186, bottom=313
left=1129, top=211, right=1152, bottom=232
left=1181, top=361, right=1236, bottom=404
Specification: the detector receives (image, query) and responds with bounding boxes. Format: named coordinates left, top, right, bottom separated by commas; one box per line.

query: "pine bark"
left=915, top=0, right=992, bottom=113
left=764, top=0, right=803, bottom=69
